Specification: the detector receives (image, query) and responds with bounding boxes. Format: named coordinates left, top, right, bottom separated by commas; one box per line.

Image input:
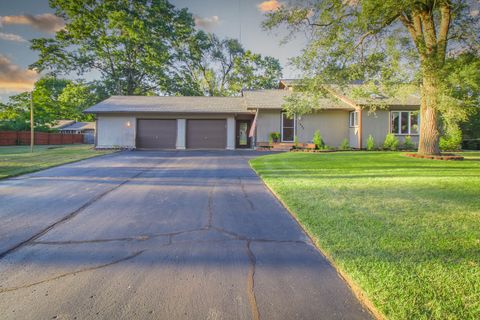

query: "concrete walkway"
left=0, top=151, right=372, bottom=319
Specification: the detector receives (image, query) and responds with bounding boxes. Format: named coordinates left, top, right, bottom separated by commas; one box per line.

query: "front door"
left=281, top=113, right=295, bottom=142
left=236, top=120, right=251, bottom=149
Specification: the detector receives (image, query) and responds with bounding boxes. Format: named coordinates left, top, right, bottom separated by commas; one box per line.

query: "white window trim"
left=390, top=111, right=420, bottom=136
left=349, top=111, right=358, bottom=128
left=281, top=112, right=296, bottom=142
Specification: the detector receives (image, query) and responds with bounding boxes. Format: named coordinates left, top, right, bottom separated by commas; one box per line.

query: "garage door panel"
left=187, top=120, right=226, bottom=149
left=137, top=119, right=177, bottom=149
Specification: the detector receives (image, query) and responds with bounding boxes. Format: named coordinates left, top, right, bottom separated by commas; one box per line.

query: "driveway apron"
left=0, top=150, right=372, bottom=319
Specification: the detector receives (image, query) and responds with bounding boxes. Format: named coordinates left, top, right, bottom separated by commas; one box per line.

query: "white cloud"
left=0, top=31, right=27, bottom=43
left=0, top=55, right=38, bottom=91
left=257, top=0, right=282, bottom=12
left=194, top=15, right=220, bottom=30
left=0, top=13, right=65, bottom=33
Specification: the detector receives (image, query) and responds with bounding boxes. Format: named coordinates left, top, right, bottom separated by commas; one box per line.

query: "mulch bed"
left=405, top=153, right=464, bottom=161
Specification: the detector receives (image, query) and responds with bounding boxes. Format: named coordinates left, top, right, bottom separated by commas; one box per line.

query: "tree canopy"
left=31, top=0, right=197, bottom=95
left=264, top=0, right=479, bottom=155
left=0, top=77, right=106, bottom=131
left=30, top=0, right=282, bottom=97
left=174, top=33, right=282, bottom=96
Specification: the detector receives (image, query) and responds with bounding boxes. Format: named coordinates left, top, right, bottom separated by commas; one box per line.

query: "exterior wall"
left=361, top=110, right=419, bottom=148
left=176, top=119, right=186, bottom=149
left=96, top=113, right=252, bottom=150
left=349, top=127, right=359, bottom=149
left=226, top=117, right=235, bottom=150
left=97, top=115, right=136, bottom=148
left=255, top=109, right=350, bottom=147
left=297, top=110, right=349, bottom=147
left=256, top=110, right=281, bottom=143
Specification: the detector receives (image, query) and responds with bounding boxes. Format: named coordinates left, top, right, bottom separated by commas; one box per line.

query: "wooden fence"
left=0, top=131, right=84, bottom=146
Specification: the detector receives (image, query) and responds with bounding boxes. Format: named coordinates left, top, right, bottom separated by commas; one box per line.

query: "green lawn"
left=0, top=145, right=115, bottom=179
left=250, top=151, right=480, bottom=320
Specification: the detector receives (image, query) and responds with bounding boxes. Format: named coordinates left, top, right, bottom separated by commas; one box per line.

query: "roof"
left=85, top=95, right=250, bottom=114
left=243, top=90, right=355, bottom=110
left=51, top=120, right=75, bottom=129
left=58, top=122, right=95, bottom=131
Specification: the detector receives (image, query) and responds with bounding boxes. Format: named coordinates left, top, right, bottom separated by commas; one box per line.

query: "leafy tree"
left=0, top=77, right=106, bottom=129
left=263, top=0, right=479, bottom=155
left=30, top=0, right=197, bottom=95
left=175, top=33, right=282, bottom=96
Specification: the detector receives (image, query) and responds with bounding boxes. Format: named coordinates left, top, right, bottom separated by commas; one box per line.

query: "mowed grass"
left=0, top=145, right=115, bottom=179
left=250, top=151, right=480, bottom=320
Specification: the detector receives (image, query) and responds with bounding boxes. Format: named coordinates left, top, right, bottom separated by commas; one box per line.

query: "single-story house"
left=52, top=120, right=96, bottom=144
left=84, top=80, right=421, bottom=150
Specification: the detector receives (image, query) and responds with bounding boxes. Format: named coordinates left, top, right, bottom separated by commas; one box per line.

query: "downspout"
left=357, top=109, right=363, bottom=149
left=249, top=109, right=259, bottom=148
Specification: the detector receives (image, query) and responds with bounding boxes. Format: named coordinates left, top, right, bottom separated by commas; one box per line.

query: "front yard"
left=0, top=145, right=115, bottom=179
left=250, top=151, right=480, bottom=320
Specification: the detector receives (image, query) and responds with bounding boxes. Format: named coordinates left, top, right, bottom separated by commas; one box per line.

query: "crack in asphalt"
left=246, top=240, right=260, bottom=320
left=0, top=250, right=144, bottom=294
left=206, top=183, right=215, bottom=229
left=239, top=177, right=255, bottom=211
left=0, top=158, right=181, bottom=260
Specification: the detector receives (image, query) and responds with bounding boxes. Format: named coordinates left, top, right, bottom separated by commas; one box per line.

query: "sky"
left=0, top=0, right=306, bottom=101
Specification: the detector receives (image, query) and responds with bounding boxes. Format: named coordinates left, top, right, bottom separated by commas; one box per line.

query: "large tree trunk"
left=418, top=72, right=441, bottom=155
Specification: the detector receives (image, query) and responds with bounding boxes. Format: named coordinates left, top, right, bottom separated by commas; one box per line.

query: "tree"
left=0, top=77, right=106, bottom=129
left=174, top=33, right=282, bottom=96
left=263, top=0, right=479, bottom=155
left=30, top=0, right=197, bottom=95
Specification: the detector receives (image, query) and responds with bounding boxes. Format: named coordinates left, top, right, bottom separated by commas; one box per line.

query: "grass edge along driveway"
left=0, top=145, right=115, bottom=179
left=250, top=151, right=480, bottom=320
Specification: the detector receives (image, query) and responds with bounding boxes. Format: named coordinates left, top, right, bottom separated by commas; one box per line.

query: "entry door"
left=281, top=113, right=295, bottom=142
left=236, top=120, right=251, bottom=149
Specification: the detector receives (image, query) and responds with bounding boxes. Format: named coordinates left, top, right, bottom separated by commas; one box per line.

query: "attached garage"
left=187, top=119, right=227, bottom=149
left=136, top=119, right=177, bottom=149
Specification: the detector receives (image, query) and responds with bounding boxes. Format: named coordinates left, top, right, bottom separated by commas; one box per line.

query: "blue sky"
left=0, top=0, right=306, bottom=101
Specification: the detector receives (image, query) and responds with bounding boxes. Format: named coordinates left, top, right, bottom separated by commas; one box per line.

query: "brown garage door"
left=187, top=119, right=227, bottom=149
left=136, top=119, right=177, bottom=149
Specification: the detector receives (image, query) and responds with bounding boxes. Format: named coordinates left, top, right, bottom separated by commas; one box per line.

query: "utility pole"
left=30, top=90, right=34, bottom=153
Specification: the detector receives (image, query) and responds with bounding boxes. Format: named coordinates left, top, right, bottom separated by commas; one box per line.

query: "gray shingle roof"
left=242, top=90, right=355, bottom=110
left=328, top=84, right=421, bottom=106
left=85, top=95, right=249, bottom=114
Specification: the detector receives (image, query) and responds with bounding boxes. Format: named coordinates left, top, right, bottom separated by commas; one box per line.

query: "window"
left=281, top=113, right=296, bottom=142
left=349, top=111, right=358, bottom=127
left=391, top=111, right=420, bottom=135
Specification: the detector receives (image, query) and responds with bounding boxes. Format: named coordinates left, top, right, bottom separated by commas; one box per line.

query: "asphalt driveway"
left=0, top=150, right=372, bottom=319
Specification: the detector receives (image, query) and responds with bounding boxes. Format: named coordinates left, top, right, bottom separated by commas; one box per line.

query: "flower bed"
left=405, top=153, right=464, bottom=161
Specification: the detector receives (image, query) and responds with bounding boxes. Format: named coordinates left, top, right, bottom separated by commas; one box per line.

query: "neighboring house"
left=84, top=80, right=420, bottom=150
left=52, top=120, right=96, bottom=144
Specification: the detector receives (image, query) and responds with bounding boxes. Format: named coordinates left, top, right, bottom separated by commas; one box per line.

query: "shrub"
left=440, top=129, right=462, bottom=151
left=312, top=130, right=325, bottom=150
left=269, top=132, right=280, bottom=143
left=402, top=135, right=416, bottom=150
left=383, top=133, right=399, bottom=151
left=294, top=135, right=299, bottom=148
left=366, top=135, right=376, bottom=151
left=339, top=138, right=350, bottom=150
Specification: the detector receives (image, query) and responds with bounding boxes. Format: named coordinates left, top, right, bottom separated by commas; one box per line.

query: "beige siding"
left=361, top=110, right=419, bottom=148
left=97, top=115, right=136, bottom=148
left=256, top=110, right=281, bottom=143
left=297, top=110, right=349, bottom=147
left=349, top=127, right=359, bottom=148
left=256, top=109, right=349, bottom=147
